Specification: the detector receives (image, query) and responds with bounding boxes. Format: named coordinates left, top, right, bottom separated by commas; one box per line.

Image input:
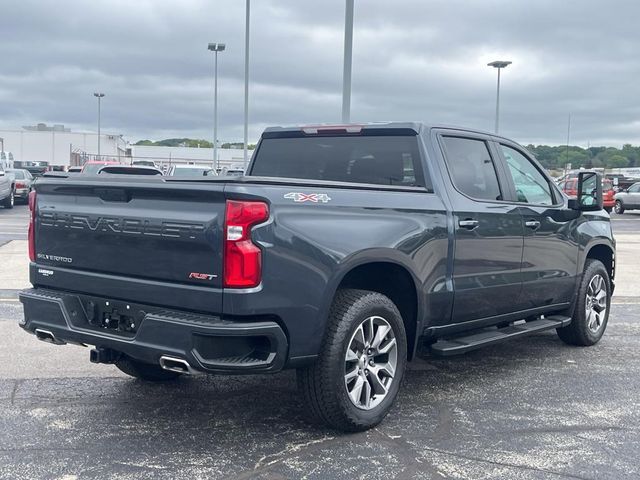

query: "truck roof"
left=262, top=122, right=497, bottom=138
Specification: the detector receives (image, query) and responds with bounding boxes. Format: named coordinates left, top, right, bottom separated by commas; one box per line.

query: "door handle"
left=458, top=219, right=479, bottom=230
left=525, top=220, right=541, bottom=229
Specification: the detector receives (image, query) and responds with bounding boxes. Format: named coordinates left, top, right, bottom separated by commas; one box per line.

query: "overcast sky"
left=1, top=0, right=639, bottom=147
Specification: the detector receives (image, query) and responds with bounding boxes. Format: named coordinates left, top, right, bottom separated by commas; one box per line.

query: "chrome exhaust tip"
left=34, top=328, right=66, bottom=345
left=159, top=355, right=196, bottom=375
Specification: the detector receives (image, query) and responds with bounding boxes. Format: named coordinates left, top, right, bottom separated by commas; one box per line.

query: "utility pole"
left=243, top=0, right=251, bottom=168
left=342, top=0, right=355, bottom=123
left=93, top=93, right=105, bottom=158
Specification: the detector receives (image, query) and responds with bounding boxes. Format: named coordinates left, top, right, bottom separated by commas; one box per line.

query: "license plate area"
left=74, top=296, right=155, bottom=338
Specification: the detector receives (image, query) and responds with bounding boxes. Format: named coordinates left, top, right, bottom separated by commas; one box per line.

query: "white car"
left=0, top=163, right=15, bottom=209
left=166, top=164, right=216, bottom=177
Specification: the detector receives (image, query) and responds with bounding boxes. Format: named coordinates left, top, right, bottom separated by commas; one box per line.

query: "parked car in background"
left=221, top=167, right=244, bottom=177
left=558, top=177, right=614, bottom=213
left=81, top=161, right=120, bottom=174
left=613, top=182, right=640, bottom=214
left=98, top=165, right=163, bottom=176
left=166, top=164, right=216, bottom=176
left=12, top=160, right=49, bottom=177
left=132, top=160, right=158, bottom=168
left=0, top=162, right=15, bottom=208
left=6, top=169, right=34, bottom=203
left=605, top=173, right=637, bottom=192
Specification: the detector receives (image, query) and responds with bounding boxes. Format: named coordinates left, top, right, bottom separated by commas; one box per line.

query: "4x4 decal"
left=284, top=192, right=332, bottom=203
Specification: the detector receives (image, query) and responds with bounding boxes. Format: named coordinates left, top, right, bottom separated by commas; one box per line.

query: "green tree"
left=607, top=155, right=629, bottom=168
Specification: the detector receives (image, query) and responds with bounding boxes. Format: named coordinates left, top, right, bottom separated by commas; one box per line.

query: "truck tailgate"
left=32, top=178, right=226, bottom=311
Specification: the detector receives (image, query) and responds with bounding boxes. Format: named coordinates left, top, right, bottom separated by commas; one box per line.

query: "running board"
left=429, top=316, right=572, bottom=356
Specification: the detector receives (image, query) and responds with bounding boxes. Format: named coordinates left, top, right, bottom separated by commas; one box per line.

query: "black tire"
left=557, top=259, right=611, bottom=346
left=297, top=289, right=407, bottom=432
left=115, top=356, right=181, bottom=381
left=614, top=200, right=624, bottom=214
left=2, top=188, right=14, bottom=209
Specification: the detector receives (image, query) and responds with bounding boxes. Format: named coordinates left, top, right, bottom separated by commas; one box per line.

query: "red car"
left=81, top=161, right=120, bottom=174
left=559, top=178, right=615, bottom=213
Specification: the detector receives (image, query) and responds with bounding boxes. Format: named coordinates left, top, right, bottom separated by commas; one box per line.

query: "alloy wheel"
left=344, top=315, right=398, bottom=410
left=585, top=274, right=607, bottom=333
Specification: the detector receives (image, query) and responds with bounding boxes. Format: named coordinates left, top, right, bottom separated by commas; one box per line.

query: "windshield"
left=8, top=170, right=25, bottom=179
left=83, top=163, right=109, bottom=174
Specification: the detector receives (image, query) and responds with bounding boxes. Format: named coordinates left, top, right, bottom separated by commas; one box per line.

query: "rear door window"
left=250, top=135, right=427, bottom=188
left=440, top=136, right=502, bottom=201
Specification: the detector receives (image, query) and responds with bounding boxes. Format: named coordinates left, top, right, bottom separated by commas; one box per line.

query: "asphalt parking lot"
left=1, top=204, right=640, bottom=479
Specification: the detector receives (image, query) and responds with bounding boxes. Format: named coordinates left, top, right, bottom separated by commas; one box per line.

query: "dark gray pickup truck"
left=19, top=122, right=615, bottom=431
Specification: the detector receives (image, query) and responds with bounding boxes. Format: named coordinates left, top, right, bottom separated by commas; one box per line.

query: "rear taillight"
left=28, top=191, right=36, bottom=262
left=223, top=200, right=269, bottom=288
left=15, top=181, right=25, bottom=189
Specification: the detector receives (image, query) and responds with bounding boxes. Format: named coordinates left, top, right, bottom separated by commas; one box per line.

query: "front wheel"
left=557, top=259, right=611, bottom=346
left=297, top=289, right=407, bottom=432
left=614, top=200, right=624, bottom=214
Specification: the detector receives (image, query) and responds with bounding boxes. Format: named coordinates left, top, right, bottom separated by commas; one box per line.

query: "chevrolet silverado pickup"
left=19, top=123, right=615, bottom=431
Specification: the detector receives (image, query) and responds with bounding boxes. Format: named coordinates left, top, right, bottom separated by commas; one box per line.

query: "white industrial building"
left=0, top=123, right=251, bottom=171
left=0, top=123, right=126, bottom=167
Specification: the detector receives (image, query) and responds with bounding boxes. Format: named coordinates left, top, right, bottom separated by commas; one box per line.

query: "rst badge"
left=284, top=192, right=332, bottom=203
left=189, top=272, right=217, bottom=281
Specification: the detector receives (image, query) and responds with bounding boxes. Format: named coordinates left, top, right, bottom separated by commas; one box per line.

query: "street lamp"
left=93, top=92, right=105, bottom=158
left=208, top=42, right=226, bottom=170
left=487, top=60, right=511, bottom=134
left=342, top=0, right=355, bottom=123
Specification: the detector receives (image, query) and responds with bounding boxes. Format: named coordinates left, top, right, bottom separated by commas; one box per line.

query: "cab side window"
left=441, top=136, right=502, bottom=201
left=501, top=145, right=554, bottom=205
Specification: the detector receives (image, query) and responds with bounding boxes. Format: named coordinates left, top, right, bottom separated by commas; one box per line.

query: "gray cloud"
left=1, top=0, right=639, bottom=147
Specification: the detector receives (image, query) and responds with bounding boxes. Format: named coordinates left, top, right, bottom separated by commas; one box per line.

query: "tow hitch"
left=89, top=347, right=121, bottom=364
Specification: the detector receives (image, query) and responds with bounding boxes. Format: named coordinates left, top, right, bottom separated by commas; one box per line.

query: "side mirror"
left=568, top=172, right=603, bottom=211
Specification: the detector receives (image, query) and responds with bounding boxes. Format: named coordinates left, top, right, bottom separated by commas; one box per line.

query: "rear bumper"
left=18, top=288, right=288, bottom=374
left=15, top=188, right=29, bottom=199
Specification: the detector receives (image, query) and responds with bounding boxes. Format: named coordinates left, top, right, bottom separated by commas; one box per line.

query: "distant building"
left=0, top=123, right=126, bottom=167
left=126, top=145, right=249, bottom=170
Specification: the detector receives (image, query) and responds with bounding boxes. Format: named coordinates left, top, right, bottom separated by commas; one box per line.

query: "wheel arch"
left=324, top=254, right=423, bottom=360
left=584, top=242, right=615, bottom=283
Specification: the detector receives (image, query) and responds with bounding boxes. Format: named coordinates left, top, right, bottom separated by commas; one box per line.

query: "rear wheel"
left=297, top=289, right=407, bottom=432
left=614, top=200, right=624, bottom=214
left=115, top=356, right=181, bottom=381
left=2, top=188, right=14, bottom=209
left=557, top=259, right=611, bottom=346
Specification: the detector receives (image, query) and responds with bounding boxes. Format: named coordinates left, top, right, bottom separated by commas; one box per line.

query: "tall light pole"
left=208, top=42, right=226, bottom=170
left=243, top=0, right=250, bottom=168
left=342, top=0, right=355, bottom=123
left=487, top=60, right=511, bottom=134
left=93, top=93, right=105, bottom=158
